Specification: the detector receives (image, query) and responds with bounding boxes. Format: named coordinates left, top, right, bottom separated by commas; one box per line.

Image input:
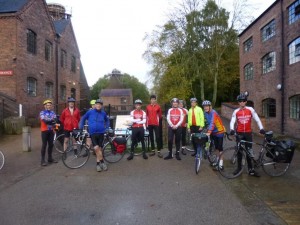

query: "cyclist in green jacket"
left=187, top=98, right=205, bottom=156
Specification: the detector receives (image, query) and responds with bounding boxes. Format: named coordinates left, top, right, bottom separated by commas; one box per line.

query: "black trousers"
left=181, top=126, right=187, bottom=146
left=131, top=127, right=146, bottom=153
left=236, top=132, right=254, bottom=170
left=189, top=125, right=201, bottom=151
left=41, top=130, right=54, bottom=162
left=168, top=126, right=182, bottom=154
left=148, top=125, right=162, bottom=151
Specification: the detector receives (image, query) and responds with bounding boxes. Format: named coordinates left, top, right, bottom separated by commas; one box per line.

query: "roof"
left=100, top=89, right=132, bottom=97
left=0, top=0, right=28, bottom=13
left=53, top=19, right=70, bottom=35
left=239, top=0, right=279, bottom=37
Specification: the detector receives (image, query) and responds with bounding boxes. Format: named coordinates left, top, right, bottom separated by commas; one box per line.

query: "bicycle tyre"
left=207, top=143, right=218, bottom=164
left=262, top=149, right=290, bottom=177
left=62, top=144, right=90, bottom=169
left=0, top=151, right=5, bottom=170
left=195, top=156, right=201, bottom=174
left=103, top=142, right=125, bottom=163
left=218, top=147, right=245, bottom=179
left=54, top=133, right=65, bottom=154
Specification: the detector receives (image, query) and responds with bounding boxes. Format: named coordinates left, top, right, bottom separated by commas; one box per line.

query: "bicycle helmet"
left=95, top=99, right=104, bottom=104
left=67, top=97, right=76, bottom=102
left=135, top=99, right=142, bottom=104
left=190, top=97, right=197, bottom=102
left=170, top=98, right=179, bottom=104
left=43, top=99, right=52, bottom=105
left=179, top=99, right=184, bottom=104
left=90, top=99, right=96, bottom=105
left=202, top=100, right=212, bottom=106
left=237, top=93, right=247, bottom=102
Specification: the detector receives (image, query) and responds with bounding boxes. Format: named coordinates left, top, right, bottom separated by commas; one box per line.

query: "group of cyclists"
left=39, top=92, right=265, bottom=176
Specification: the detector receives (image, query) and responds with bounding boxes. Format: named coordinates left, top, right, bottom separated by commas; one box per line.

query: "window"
left=61, top=50, right=67, bottom=68
left=45, top=82, right=53, bottom=98
left=262, top=52, right=276, bottom=74
left=289, top=37, right=300, bottom=64
left=243, top=37, right=253, bottom=52
left=71, top=55, right=76, bottom=72
left=262, top=98, right=276, bottom=118
left=289, top=0, right=300, bottom=24
left=27, top=29, right=37, bottom=54
left=60, top=85, right=66, bottom=101
left=290, top=95, right=300, bottom=119
left=120, top=97, right=127, bottom=104
left=27, top=77, right=37, bottom=96
left=244, top=63, right=253, bottom=80
left=71, top=88, right=76, bottom=99
left=45, top=41, right=52, bottom=61
left=261, top=20, right=275, bottom=41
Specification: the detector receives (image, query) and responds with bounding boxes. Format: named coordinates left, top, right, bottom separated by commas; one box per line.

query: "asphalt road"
left=0, top=127, right=299, bottom=225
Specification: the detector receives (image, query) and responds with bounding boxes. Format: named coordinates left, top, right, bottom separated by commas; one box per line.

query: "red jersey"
left=180, top=108, right=188, bottom=127
left=230, top=106, right=263, bottom=133
left=130, top=109, right=146, bottom=128
left=60, top=107, right=80, bottom=131
left=167, top=107, right=183, bottom=128
left=146, top=104, right=162, bottom=126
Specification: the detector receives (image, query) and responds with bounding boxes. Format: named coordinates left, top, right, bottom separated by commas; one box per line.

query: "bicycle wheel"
left=218, top=147, right=245, bottom=179
left=195, top=156, right=201, bottom=174
left=0, top=151, right=5, bottom=170
left=262, top=149, right=290, bottom=177
left=54, top=133, right=65, bottom=154
left=207, top=143, right=218, bottom=164
left=103, top=142, right=125, bottom=163
left=62, top=144, right=90, bottom=169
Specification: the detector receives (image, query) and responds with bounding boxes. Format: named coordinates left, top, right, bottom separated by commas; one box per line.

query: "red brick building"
left=238, top=0, right=300, bottom=138
left=0, top=0, right=90, bottom=119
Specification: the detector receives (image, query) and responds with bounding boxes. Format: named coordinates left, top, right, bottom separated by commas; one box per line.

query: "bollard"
left=22, top=126, right=31, bottom=152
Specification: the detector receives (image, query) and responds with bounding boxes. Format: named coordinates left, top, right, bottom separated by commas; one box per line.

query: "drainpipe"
left=280, top=0, right=285, bottom=135
left=55, top=34, right=61, bottom=114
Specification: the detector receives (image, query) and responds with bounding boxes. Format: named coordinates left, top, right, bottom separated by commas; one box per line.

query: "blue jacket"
left=79, top=109, right=110, bottom=135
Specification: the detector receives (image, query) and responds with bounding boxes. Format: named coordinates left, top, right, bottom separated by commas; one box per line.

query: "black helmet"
left=67, top=97, right=76, bottom=102
left=170, top=98, right=179, bottom=104
left=237, top=93, right=247, bottom=102
left=135, top=99, right=142, bottom=104
left=190, top=97, right=197, bottom=102
left=95, top=99, right=103, bottom=104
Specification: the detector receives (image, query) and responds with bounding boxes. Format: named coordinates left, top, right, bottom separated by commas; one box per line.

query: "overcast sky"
left=46, top=0, right=275, bottom=87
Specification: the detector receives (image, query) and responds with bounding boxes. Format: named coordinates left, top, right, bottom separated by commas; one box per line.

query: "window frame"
left=27, top=29, right=37, bottom=54
left=70, top=88, right=76, bottom=99
left=60, top=49, right=67, bottom=68
left=262, top=98, right=276, bottom=118
left=244, top=63, right=254, bottom=80
left=60, top=85, right=66, bottom=101
left=289, top=95, right=300, bottom=120
left=27, top=77, right=37, bottom=97
left=45, top=82, right=53, bottom=98
left=243, top=37, right=253, bottom=53
left=45, top=40, right=53, bottom=62
left=261, top=20, right=276, bottom=42
left=262, top=52, right=276, bottom=74
left=288, top=0, right=300, bottom=24
left=289, top=37, right=300, bottom=64
left=71, top=55, right=76, bottom=72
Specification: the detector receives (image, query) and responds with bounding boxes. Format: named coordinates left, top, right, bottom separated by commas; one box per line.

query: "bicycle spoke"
left=62, top=144, right=90, bottom=169
left=262, top=150, right=290, bottom=176
left=54, top=134, right=65, bottom=154
left=103, top=143, right=124, bottom=163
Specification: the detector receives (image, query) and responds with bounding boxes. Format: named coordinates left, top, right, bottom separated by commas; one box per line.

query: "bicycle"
left=218, top=131, right=292, bottom=179
left=190, top=132, right=209, bottom=174
left=0, top=150, right=5, bottom=170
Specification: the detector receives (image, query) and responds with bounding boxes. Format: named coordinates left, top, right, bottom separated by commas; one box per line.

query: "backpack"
left=268, top=140, right=295, bottom=163
left=112, top=137, right=127, bottom=153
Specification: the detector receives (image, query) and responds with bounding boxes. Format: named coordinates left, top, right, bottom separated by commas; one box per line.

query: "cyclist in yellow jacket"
left=187, top=98, right=205, bottom=156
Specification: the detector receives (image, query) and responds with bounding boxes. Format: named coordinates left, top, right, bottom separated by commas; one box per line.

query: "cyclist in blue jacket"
left=80, top=99, right=110, bottom=172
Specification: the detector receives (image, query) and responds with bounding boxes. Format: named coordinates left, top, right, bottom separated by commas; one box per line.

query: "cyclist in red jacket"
left=230, top=93, right=265, bottom=177
left=60, top=97, right=81, bottom=151
left=146, top=94, right=163, bottom=158
left=165, top=98, right=184, bottom=160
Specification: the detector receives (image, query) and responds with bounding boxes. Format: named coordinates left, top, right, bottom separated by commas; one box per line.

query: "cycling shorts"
left=212, top=135, right=223, bottom=151
left=91, top=133, right=104, bottom=148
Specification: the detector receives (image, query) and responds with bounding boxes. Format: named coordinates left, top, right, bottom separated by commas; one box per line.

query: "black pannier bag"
left=192, top=133, right=208, bottom=144
left=112, top=137, right=127, bottom=153
left=273, top=140, right=295, bottom=163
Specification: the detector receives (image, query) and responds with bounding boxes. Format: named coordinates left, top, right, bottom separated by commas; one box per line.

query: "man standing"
left=39, top=99, right=57, bottom=166
left=230, top=93, right=265, bottom=177
left=165, top=98, right=184, bottom=160
left=146, top=95, right=163, bottom=158
left=80, top=99, right=109, bottom=172
left=179, top=100, right=188, bottom=155
left=187, top=98, right=205, bottom=157
left=60, top=97, right=81, bottom=151
left=127, top=99, right=148, bottom=160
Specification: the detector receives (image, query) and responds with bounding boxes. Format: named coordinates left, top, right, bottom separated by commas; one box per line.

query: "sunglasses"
left=238, top=100, right=246, bottom=103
